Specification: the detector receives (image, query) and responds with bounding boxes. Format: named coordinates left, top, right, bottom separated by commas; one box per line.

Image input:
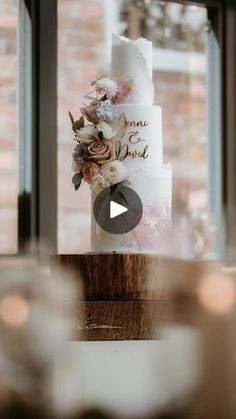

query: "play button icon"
left=110, top=201, right=128, bottom=219
left=93, top=184, right=143, bottom=234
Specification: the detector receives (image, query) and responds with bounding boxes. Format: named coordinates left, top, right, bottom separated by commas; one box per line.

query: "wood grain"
left=50, top=254, right=218, bottom=340
left=50, top=253, right=165, bottom=300
left=71, top=301, right=168, bottom=341
left=50, top=254, right=215, bottom=301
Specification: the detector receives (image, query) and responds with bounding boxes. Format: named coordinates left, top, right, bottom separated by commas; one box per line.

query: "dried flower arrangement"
left=69, top=77, right=133, bottom=194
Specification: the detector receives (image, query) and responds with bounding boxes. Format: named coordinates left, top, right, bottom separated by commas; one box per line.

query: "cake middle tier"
left=114, top=105, right=163, bottom=169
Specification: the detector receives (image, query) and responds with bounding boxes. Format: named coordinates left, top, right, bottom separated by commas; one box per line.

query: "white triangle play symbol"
left=110, top=200, right=128, bottom=219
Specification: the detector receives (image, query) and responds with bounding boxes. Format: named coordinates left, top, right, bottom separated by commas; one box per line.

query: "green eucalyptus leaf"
left=91, top=80, right=96, bottom=86
left=72, top=172, right=83, bottom=188
left=79, top=116, right=85, bottom=127
left=74, top=183, right=81, bottom=191
left=72, top=116, right=85, bottom=132
left=68, top=110, right=75, bottom=125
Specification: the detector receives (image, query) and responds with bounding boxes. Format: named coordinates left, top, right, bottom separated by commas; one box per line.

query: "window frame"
left=17, top=0, right=235, bottom=259
left=223, top=0, right=236, bottom=263
left=18, top=0, right=57, bottom=256
left=206, top=4, right=224, bottom=258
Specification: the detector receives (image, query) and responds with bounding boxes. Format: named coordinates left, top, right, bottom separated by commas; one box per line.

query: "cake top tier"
left=111, top=34, right=154, bottom=105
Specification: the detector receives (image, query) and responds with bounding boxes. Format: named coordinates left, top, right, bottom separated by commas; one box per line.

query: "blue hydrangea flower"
left=96, top=100, right=119, bottom=122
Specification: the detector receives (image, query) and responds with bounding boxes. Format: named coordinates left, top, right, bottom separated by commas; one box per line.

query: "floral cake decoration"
left=69, top=77, right=133, bottom=194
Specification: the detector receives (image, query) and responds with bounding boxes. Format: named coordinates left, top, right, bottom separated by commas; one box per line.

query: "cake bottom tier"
left=91, top=164, right=172, bottom=254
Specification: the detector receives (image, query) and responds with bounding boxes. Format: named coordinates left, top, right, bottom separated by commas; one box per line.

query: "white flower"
left=96, top=121, right=116, bottom=140
left=76, top=124, right=97, bottom=141
left=71, top=161, right=82, bottom=173
left=90, top=174, right=109, bottom=194
left=95, top=78, right=118, bottom=100
left=100, top=161, right=127, bottom=186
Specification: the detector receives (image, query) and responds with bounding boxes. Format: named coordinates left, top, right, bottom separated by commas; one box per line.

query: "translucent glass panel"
left=57, top=0, right=208, bottom=253
left=149, top=3, right=208, bottom=218
left=0, top=0, right=18, bottom=253
left=57, top=0, right=105, bottom=253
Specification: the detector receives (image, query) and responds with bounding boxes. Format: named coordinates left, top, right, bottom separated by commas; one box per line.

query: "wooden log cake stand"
left=50, top=253, right=211, bottom=341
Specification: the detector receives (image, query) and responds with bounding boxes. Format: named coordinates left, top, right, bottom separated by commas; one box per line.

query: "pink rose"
left=87, top=140, right=115, bottom=164
left=82, top=162, right=101, bottom=184
left=81, top=100, right=101, bottom=124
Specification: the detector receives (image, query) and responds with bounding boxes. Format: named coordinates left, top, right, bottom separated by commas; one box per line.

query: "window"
left=0, top=0, right=18, bottom=254
left=1, top=0, right=234, bottom=258
left=57, top=0, right=213, bottom=256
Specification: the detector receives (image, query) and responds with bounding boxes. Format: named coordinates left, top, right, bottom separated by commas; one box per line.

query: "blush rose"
left=82, top=162, right=101, bottom=184
left=87, top=140, right=115, bottom=164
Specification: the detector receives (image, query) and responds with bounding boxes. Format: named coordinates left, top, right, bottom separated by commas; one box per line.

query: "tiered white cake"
left=91, top=35, right=172, bottom=253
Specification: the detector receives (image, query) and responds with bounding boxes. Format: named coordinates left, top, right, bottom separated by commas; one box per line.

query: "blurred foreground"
left=0, top=255, right=235, bottom=419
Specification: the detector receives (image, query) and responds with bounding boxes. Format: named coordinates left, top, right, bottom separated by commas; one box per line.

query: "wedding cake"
left=70, top=35, right=172, bottom=253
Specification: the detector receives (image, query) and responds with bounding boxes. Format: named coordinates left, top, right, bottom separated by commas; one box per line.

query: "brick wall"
left=58, top=0, right=105, bottom=252
left=0, top=0, right=17, bottom=253
left=155, top=71, right=207, bottom=216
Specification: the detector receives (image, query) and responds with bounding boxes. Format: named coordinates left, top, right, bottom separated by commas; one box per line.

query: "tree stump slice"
left=50, top=254, right=215, bottom=341
left=71, top=301, right=167, bottom=341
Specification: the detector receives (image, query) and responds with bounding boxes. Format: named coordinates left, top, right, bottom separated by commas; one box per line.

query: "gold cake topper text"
left=116, top=115, right=149, bottom=161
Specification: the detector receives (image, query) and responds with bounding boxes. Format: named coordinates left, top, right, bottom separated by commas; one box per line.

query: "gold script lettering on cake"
left=116, top=117, right=149, bottom=161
